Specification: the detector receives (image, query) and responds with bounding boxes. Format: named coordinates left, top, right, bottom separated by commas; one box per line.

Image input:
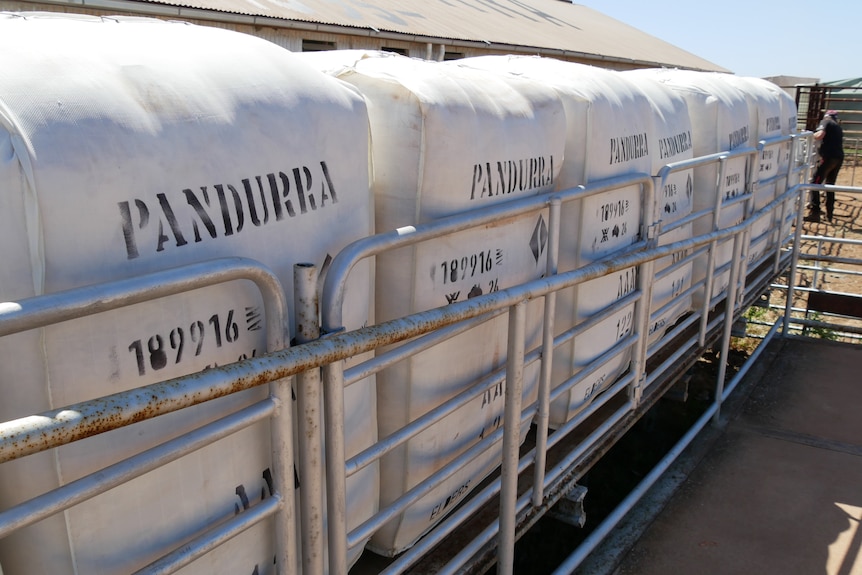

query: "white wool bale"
left=622, top=71, right=696, bottom=347
left=625, top=69, right=753, bottom=309
left=712, top=74, right=786, bottom=264
left=767, top=83, right=800, bottom=240
left=0, top=14, right=376, bottom=575
left=457, top=56, right=653, bottom=426
left=301, top=50, right=566, bottom=555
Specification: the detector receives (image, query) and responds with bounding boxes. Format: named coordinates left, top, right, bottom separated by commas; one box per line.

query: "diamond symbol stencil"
left=530, top=215, right=548, bottom=263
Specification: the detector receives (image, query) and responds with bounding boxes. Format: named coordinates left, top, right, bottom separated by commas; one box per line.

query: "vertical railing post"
left=784, top=187, right=806, bottom=335
left=323, top=357, right=349, bottom=575
left=294, top=264, right=324, bottom=575
left=784, top=134, right=816, bottom=336
left=735, top=149, right=758, bottom=304
left=267, top=274, right=298, bottom=575
left=774, top=196, right=788, bottom=274
left=235, top=260, right=297, bottom=575
left=631, top=179, right=657, bottom=406
left=272, top=377, right=300, bottom=575
left=631, top=257, right=654, bottom=406
left=532, top=198, right=560, bottom=508
left=774, top=136, right=797, bottom=274
left=699, top=156, right=728, bottom=346
left=813, top=238, right=824, bottom=290
left=498, top=300, right=527, bottom=575
left=713, top=232, right=744, bottom=425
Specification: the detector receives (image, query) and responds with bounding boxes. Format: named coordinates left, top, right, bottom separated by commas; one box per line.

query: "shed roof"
left=127, top=0, right=729, bottom=72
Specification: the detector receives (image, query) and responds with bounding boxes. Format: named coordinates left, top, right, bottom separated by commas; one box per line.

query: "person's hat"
left=826, top=110, right=839, bottom=119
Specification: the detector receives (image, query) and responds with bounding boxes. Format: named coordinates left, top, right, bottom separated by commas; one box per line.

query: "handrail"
left=783, top=183, right=862, bottom=338
left=321, top=173, right=656, bottom=334
left=317, top=142, right=809, bottom=574
left=0, top=257, right=287, bottom=459
left=0, top=138, right=834, bottom=575
left=0, top=257, right=286, bottom=346
left=318, top=171, right=655, bottom=572
left=0, top=210, right=755, bottom=566
left=338, top=201, right=800, bottom=573
left=0, top=257, right=296, bottom=575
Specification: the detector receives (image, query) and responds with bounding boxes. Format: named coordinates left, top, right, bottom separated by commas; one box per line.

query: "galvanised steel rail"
left=314, top=134, right=812, bottom=575
left=0, top=257, right=298, bottom=575
left=781, top=183, right=862, bottom=338
left=0, top=132, right=825, bottom=575
left=547, top=134, right=817, bottom=575
left=318, top=171, right=657, bottom=575
left=468, top=142, right=815, bottom=575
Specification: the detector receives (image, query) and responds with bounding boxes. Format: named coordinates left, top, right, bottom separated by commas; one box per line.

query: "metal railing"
left=0, top=132, right=824, bottom=575
left=778, top=184, right=862, bottom=340
left=0, top=258, right=297, bottom=574
left=314, top=133, right=812, bottom=574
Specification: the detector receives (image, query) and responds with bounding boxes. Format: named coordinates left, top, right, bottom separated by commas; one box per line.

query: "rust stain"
left=1, top=306, right=476, bottom=464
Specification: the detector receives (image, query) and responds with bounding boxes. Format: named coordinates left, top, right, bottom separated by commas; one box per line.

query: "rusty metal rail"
left=0, top=257, right=298, bottom=575
left=0, top=132, right=824, bottom=575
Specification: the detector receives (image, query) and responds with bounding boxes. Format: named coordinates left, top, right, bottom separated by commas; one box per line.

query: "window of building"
left=382, top=47, right=409, bottom=56
left=302, top=40, right=336, bottom=52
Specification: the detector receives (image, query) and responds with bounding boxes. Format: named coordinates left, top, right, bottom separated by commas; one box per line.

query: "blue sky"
left=581, top=0, right=860, bottom=82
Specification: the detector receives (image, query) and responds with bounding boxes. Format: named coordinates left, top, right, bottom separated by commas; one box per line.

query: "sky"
left=581, top=0, right=860, bottom=82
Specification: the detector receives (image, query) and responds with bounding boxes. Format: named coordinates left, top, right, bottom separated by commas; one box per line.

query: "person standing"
left=804, top=110, right=844, bottom=223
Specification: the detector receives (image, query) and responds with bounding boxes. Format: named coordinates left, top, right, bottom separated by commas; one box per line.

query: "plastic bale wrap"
left=0, top=14, right=377, bottom=575
left=622, top=71, right=695, bottom=349
left=714, top=74, right=785, bottom=266
left=459, top=56, right=653, bottom=427
left=301, top=50, right=566, bottom=555
left=626, top=69, right=754, bottom=310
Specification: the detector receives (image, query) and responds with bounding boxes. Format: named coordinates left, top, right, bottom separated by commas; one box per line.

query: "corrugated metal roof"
left=130, top=0, right=729, bottom=72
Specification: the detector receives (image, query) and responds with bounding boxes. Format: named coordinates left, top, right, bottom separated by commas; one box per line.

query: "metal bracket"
left=752, top=290, right=771, bottom=308
left=547, top=484, right=588, bottom=528
left=664, top=373, right=691, bottom=403
left=645, top=222, right=661, bottom=244
left=731, top=317, right=748, bottom=338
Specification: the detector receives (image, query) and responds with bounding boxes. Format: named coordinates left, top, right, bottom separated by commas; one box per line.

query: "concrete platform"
left=602, top=337, right=862, bottom=575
